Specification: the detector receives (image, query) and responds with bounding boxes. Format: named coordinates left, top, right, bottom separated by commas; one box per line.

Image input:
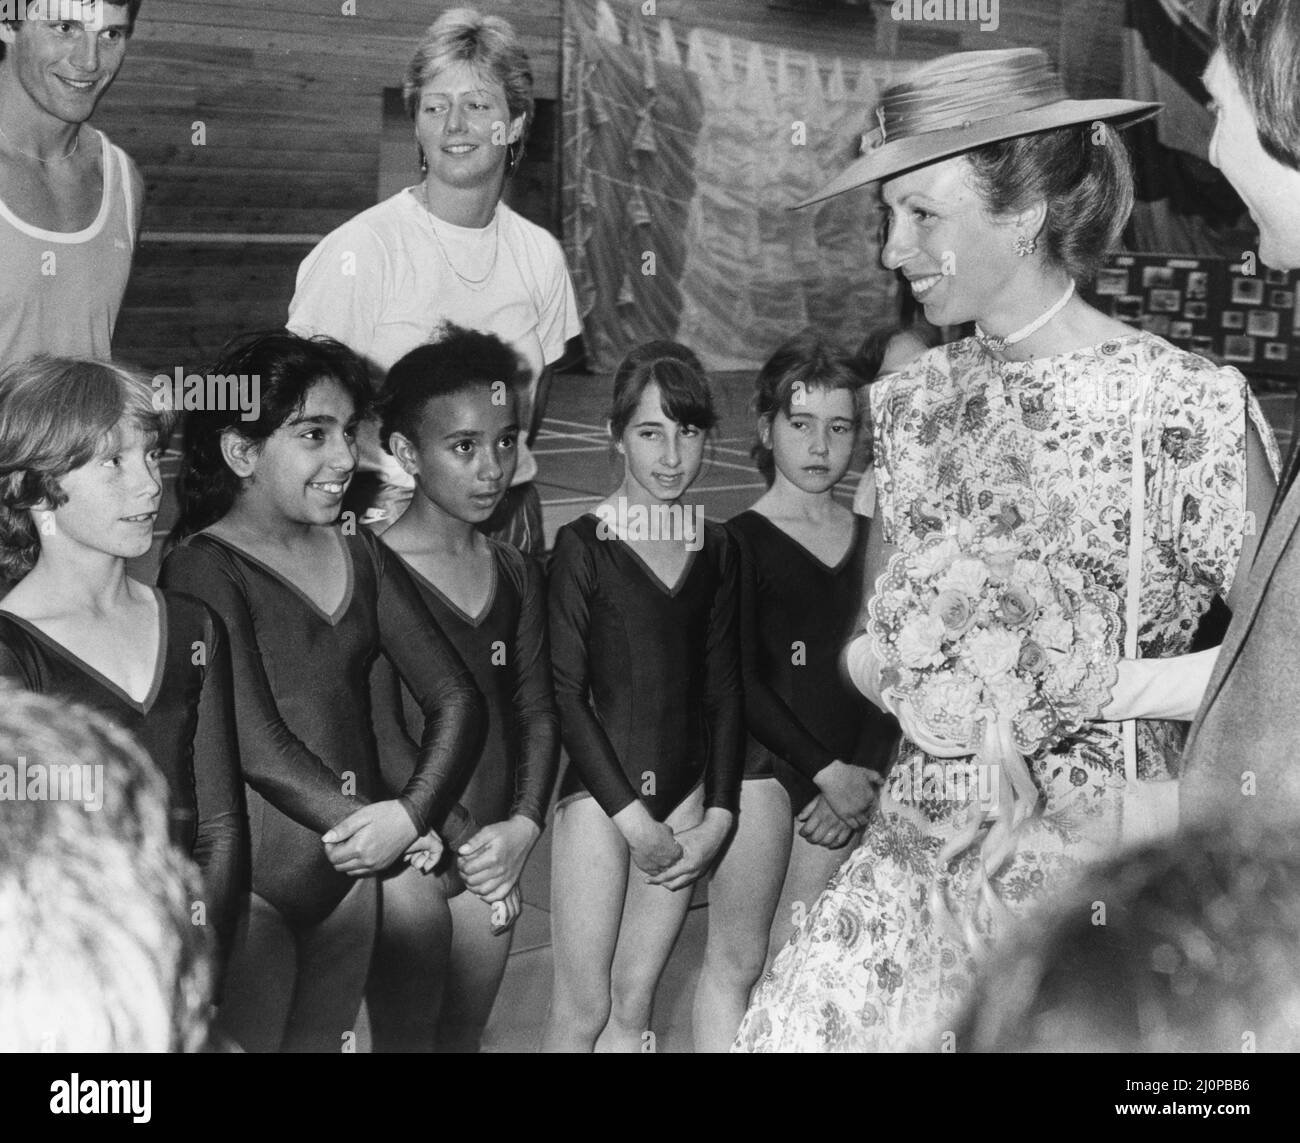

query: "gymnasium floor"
left=138, top=372, right=1297, bottom=1053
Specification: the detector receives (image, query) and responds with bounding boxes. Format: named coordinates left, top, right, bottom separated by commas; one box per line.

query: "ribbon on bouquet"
left=929, top=708, right=1040, bottom=953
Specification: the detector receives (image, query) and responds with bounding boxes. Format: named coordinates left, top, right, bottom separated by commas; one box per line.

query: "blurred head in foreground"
left=956, top=823, right=1300, bottom=1052
left=0, top=685, right=212, bottom=1051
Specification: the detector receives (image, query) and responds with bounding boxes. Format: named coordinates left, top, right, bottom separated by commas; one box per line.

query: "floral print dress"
left=734, top=331, right=1277, bottom=1052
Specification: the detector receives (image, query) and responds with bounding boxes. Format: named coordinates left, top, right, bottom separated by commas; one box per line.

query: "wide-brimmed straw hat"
left=796, top=48, right=1161, bottom=208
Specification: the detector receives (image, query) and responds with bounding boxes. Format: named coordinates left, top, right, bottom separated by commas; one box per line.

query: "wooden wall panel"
left=94, top=0, right=1103, bottom=372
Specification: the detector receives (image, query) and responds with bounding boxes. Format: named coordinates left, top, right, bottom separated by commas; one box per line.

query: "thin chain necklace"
left=975, top=280, right=1076, bottom=353
left=0, top=122, right=80, bottom=164
left=421, top=179, right=499, bottom=291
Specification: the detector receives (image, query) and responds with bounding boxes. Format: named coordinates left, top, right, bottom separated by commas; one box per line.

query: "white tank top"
left=0, top=129, right=136, bottom=366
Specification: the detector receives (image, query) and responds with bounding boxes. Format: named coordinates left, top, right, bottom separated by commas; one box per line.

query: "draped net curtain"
left=562, top=0, right=904, bottom=373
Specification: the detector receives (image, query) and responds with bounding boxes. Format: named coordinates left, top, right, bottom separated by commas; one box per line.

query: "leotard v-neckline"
left=739, top=509, right=859, bottom=574
left=196, top=529, right=354, bottom=625
left=0, top=588, right=167, bottom=712
left=591, top=514, right=700, bottom=597
left=394, top=550, right=498, bottom=628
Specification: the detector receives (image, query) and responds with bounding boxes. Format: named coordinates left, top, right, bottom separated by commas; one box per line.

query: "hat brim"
left=793, top=99, right=1162, bottom=209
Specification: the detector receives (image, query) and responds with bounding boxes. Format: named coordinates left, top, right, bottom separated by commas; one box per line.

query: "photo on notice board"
left=1224, top=334, right=1257, bottom=363
left=1148, top=288, right=1181, bottom=313
left=1113, top=295, right=1144, bottom=321
left=1096, top=268, right=1129, bottom=296
left=1231, top=277, right=1266, bottom=306
left=1248, top=310, right=1281, bottom=338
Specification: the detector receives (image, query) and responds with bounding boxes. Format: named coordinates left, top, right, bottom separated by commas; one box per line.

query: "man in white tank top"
left=0, top=1, right=144, bottom=367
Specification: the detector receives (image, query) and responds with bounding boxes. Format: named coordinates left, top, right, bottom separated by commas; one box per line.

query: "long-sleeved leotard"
left=370, top=538, right=559, bottom=835
left=727, top=511, right=898, bottom=812
left=159, top=526, right=484, bottom=928
left=548, top=513, right=744, bottom=822
left=0, top=589, right=246, bottom=954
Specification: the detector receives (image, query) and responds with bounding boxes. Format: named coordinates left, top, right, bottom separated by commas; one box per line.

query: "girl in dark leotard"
left=161, top=331, right=484, bottom=1053
left=542, top=341, right=744, bottom=1053
left=693, top=334, right=898, bottom=1050
left=366, top=324, right=559, bottom=1052
left=0, top=357, right=245, bottom=975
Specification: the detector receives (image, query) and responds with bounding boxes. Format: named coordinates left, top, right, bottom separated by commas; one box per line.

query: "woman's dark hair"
left=168, top=330, right=372, bottom=545
left=964, top=121, right=1135, bottom=281
left=0, top=356, right=172, bottom=583
left=750, top=332, right=865, bottom=486
left=955, top=822, right=1300, bottom=1052
left=380, top=322, right=530, bottom=450
left=608, top=340, right=717, bottom=441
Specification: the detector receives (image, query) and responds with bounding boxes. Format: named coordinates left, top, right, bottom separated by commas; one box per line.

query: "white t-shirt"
left=287, top=190, right=580, bottom=486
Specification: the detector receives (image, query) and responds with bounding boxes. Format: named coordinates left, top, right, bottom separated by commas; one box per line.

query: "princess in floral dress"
left=735, top=49, right=1279, bottom=1053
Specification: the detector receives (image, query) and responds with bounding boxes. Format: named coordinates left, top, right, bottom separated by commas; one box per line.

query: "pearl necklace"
left=421, top=180, right=499, bottom=292
left=975, top=280, right=1076, bottom=353
left=0, top=122, right=80, bottom=164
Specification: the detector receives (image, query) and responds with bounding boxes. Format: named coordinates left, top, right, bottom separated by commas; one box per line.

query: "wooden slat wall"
left=95, top=0, right=1114, bottom=372
left=98, top=1, right=565, bottom=371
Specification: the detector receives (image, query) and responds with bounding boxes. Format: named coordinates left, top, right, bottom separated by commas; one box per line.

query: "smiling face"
left=0, top=3, right=132, bottom=126
left=396, top=386, right=519, bottom=526
left=615, top=381, right=706, bottom=505
left=45, top=417, right=162, bottom=562
left=767, top=385, right=857, bottom=495
left=235, top=377, right=359, bottom=527
left=879, top=155, right=1023, bottom=328
left=415, top=59, right=523, bottom=196
left=1203, top=50, right=1300, bottom=271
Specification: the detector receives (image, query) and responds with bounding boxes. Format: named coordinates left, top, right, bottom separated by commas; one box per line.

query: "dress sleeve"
left=1155, top=362, right=1272, bottom=603
left=869, top=377, right=900, bottom=545
left=548, top=524, right=640, bottom=817
left=159, top=542, right=367, bottom=833
left=506, top=551, right=560, bottom=829
left=702, top=528, right=745, bottom=814
left=189, top=603, right=249, bottom=967
left=371, top=535, right=486, bottom=836
left=731, top=523, right=836, bottom=782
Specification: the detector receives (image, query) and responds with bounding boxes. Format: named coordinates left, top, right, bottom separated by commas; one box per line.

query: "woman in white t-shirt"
left=288, top=7, right=580, bottom=553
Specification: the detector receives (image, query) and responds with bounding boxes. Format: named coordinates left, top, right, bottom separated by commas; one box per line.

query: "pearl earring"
left=1014, top=234, right=1037, bottom=257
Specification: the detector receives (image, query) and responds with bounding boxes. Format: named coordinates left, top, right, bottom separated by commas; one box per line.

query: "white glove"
left=1099, top=647, right=1220, bottom=723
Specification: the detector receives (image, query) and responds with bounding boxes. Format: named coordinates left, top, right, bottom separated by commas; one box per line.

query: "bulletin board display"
left=1082, top=253, right=1300, bottom=378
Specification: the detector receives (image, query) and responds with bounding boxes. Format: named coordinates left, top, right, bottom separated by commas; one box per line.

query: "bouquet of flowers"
left=869, top=514, right=1120, bottom=765
left=868, top=512, right=1121, bottom=939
